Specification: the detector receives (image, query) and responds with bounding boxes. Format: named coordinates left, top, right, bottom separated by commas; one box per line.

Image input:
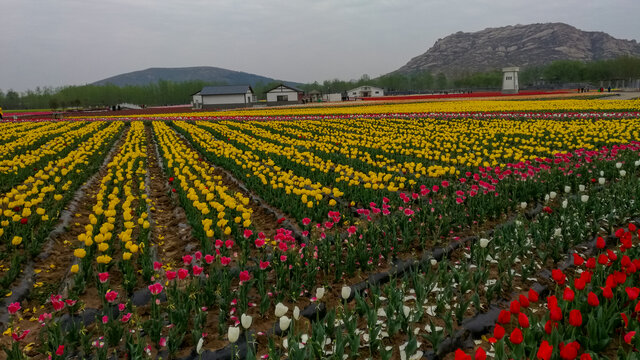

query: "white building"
left=266, top=84, right=304, bottom=104
left=501, top=67, right=519, bottom=94
left=347, top=86, right=384, bottom=99
left=192, top=85, right=256, bottom=109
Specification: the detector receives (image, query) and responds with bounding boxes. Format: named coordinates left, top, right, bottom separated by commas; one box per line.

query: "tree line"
left=1, top=56, right=639, bottom=110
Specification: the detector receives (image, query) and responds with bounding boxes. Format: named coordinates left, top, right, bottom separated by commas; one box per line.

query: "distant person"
left=608, top=86, right=611, bottom=92
left=0, top=106, right=3, bottom=120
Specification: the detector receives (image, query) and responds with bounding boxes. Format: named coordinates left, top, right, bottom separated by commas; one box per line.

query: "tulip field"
left=1, top=98, right=640, bottom=359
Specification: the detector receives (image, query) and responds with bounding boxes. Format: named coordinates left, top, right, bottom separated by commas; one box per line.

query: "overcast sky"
left=1, top=0, right=638, bottom=92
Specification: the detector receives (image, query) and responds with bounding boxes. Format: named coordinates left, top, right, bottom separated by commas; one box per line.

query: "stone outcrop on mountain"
left=395, top=23, right=640, bottom=77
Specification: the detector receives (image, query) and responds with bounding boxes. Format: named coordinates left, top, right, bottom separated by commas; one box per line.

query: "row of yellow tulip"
left=0, top=121, right=50, bottom=144
left=153, top=121, right=255, bottom=239
left=72, top=122, right=150, bottom=275
left=0, top=122, right=81, bottom=161
left=173, top=121, right=343, bottom=210
left=0, top=121, right=104, bottom=175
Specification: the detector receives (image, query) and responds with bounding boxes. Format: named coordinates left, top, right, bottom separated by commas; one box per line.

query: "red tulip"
left=626, top=287, right=639, bottom=300
left=493, top=324, right=505, bottom=340
left=498, top=310, right=511, bottom=324
left=454, top=349, right=471, bottom=360
left=563, top=287, right=575, bottom=302
left=622, top=312, right=629, bottom=328
left=536, top=340, right=553, bottom=360
left=559, top=341, right=580, bottom=360
left=510, top=300, right=521, bottom=314
left=550, top=306, right=563, bottom=321
left=552, top=269, right=566, bottom=285
left=624, top=331, right=636, bottom=344
left=573, top=253, right=584, bottom=266
left=98, top=272, right=109, bottom=283
left=528, top=288, right=539, bottom=302
left=518, top=312, right=530, bottom=328
left=574, top=278, right=586, bottom=291
left=601, top=286, right=613, bottom=299
left=56, top=345, right=64, bottom=356
left=545, top=320, right=559, bottom=334
left=519, top=294, right=530, bottom=308
left=8, top=302, right=21, bottom=314
left=475, top=347, right=487, bottom=360
left=580, top=354, right=593, bottom=360
left=596, top=236, right=605, bottom=249
left=509, top=328, right=523, bottom=344
left=105, top=290, right=118, bottom=303
left=166, top=270, right=177, bottom=280
left=587, top=292, right=599, bottom=307
left=239, top=270, right=251, bottom=282
left=568, top=309, right=582, bottom=327
left=178, top=268, right=189, bottom=279
left=192, top=265, right=203, bottom=276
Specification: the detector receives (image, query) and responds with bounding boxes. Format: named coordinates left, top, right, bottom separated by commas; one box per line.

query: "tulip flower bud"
left=479, top=238, right=490, bottom=248
left=549, top=191, right=557, bottom=199
left=564, top=186, right=571, bottom=193
left=598, top=177, right=605, bottom=185
left=581, top=195, right=589, bottom=203
left=293, top=306, right=300, bottom=320
left=241, top=314, right=252, bottom=329
left=562, top=199, right=568, bottom=208
left=341, top=286, right=351, bottom=300
left=279, top=316, right=291, bottom=331
left=197, top=338, right=204, bottom=354
left=616, top=162, right=622, bottom=169
left=316, top=287, right=325, bottom=300
left=275, top=303, right=288, bottom=318
left=228, top=326, right=239, bottom=343
left=403, top=305, right=410, bottom=318
left=579, top=184, right=585, bottom=192
left=620, top=170, right=626, bottom=177
left=520, top=202, right=527, bottom=209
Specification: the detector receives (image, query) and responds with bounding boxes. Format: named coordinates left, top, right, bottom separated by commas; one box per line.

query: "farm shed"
left=265, top=84, right=304, bottom=105
left=347, top=86, right=384, bottom=99
left=192, top=85, right=256, bottom=109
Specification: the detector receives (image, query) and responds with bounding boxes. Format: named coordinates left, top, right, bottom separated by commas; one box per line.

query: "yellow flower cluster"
left=0, top=122, right=123, bottom=246
left=72, top=122, right=149, bottom=269
left=0, top=122, right=82, bottom=162
left=173, top=121, right=341, bottom=209
left=0, top=121, right=102, bottom=175
left=153, top=121, right=255, bottom=237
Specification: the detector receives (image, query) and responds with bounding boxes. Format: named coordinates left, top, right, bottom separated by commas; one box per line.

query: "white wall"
left=202, top=94, right=247, bottom=105
left=348, top=86, right=384, bottom=98
left=266, top=86, right=300, bottom=102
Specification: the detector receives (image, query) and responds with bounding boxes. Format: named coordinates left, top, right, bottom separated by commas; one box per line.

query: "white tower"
left=502, top=67, right=519, bottom=94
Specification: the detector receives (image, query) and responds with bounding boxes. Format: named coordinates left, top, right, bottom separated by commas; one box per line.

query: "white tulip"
left=635, top=160, right=640, bottom=167
left=279, top=316, right=291, bottom=331
left=293, top=306, right=300, bottom=320
left=341, top=286, right=351, bottom=300
left=616, top=162, right=623, bottom=169
left=554, top=228, right=562, bottom=237
left=241, top=313, right=252, bottom=329
left=479, top=238, right=490, bottom=248
left=564, top=186, right=571, bottom=193
left=520, top=202, right=527, bottom=209
left=301, top=334, right=309, bottom=344
left=620, top=170, right=627, bottom=177
left=197, top=337, right=204, bottom=354
left=228, top=326, right=240, bottom=343
left=430, top=259, right=437, bottom=266
left=579, top=184, right=585, bottom=192
left=403, top=305, right=410, bottom=318
left=581, top=195, right=589, bottom=203
left=282, top=338, right=289, bottom=349
left=316, top=287, right=325, bottom=300
left=598, top=177, right=605, bottom=185
left=544, top=194, right=550, bottom=202
left=549, top=191, right=557, bottom=199
left=600, top=171, right=604, bottom=176
left=562, top=199, right=568, bottom=208
left=275, top=303, right=288, bottom=318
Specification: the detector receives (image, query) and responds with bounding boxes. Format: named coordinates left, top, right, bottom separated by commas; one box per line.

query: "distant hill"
left=92, top=66, right=300, bottom=87
left=395, top=23, right=640, bottom=77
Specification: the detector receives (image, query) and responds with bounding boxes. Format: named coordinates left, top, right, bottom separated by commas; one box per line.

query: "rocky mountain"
left=92, top=66, right=298, bottom=87
left=395, top=23, right=640, bottom=77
